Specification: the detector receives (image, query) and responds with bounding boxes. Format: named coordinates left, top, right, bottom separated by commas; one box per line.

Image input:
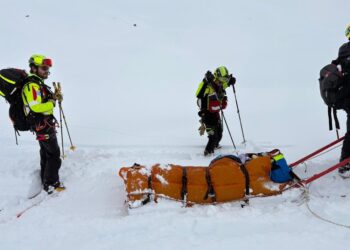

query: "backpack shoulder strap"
left=25, top=74, right=43, bottom=84
left=328, top=106, right=340, bottom=131
left=328, top=106, right=333, bottom=131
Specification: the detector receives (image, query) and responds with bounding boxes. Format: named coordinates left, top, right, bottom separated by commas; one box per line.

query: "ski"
left=16, top=190, right=62, bottom=218
left=27, top=189, right=43, bottom=200
left=16, top=192, right=48, bottom=218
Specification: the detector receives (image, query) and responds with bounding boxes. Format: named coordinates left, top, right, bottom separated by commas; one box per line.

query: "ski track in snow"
left=1, top=143, right=350, bottom=250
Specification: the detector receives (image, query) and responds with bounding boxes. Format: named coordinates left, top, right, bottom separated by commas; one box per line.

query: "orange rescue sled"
left=119, top=154, right=292, bottom=208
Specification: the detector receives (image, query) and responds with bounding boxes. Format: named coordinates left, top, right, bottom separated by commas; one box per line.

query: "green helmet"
left=214, top=66, right=229, bottom=78
left=29, top=54, right=53, bottom=67
left=346, top=24, right=350, bottom=39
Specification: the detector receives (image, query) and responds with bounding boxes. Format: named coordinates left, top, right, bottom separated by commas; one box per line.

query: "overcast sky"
left=1, top=0, right=349, bottom=151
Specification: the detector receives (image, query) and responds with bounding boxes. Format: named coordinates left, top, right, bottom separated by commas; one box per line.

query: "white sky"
left=1, top=0, right=349, bottom=154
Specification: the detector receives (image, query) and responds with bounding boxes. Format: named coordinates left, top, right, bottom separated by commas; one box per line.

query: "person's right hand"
left=228, top=74, right=236, bottom=86
left=54, top=92, right=63, bottom=102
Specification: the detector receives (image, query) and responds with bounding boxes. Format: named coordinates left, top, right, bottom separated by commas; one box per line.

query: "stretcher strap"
left=204, top=168, right=216, bottom=202
left=181, top=167, right=188, bottom=202
left=141, top=175, right=152, bottom=205
left=239, top=164, right=250, bottom=195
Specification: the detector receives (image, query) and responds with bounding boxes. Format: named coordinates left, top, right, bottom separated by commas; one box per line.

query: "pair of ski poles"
left=53, top=82, right=75, bottom=158
left=208, top=80, right=246, bottom=150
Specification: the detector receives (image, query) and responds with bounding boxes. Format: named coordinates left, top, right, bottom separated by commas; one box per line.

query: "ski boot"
left=44, top=181, right=66, bottom=194
left=339, top=164, right=350, bottom=179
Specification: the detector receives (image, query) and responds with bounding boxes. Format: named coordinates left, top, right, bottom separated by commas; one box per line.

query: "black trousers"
left=34, top=117, right=62, bottom=186
left=340, top=108, right=350, bottom=161
left=202, top=112, right=223, bottom=153
left=339, top=75, right=350, bottom=161
left=39, top=135, right=61, bottom=186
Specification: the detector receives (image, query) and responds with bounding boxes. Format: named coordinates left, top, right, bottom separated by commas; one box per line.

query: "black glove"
left=228, top=74, right=236, bottom=86
left=204, top=71, right=214, bottom=83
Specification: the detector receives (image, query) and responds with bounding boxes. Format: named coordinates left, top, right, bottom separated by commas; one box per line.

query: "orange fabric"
left=245, top=156, right=282, bottom=196
left=119, top=165, right=150, bottom=203
left=152, top=164, right=183, bottom=201
left=209, top=158, right=246, bottom=202
left=119, top=156, right=289, bottom=206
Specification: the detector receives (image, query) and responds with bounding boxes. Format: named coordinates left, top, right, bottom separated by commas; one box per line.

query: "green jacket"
left=22, top=74, right=55, bottom=116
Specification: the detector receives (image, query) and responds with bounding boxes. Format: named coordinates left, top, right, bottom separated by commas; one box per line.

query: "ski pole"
left=220, top=109, right=236, bottom=150
left=53, top=82, right=65, bottom=158
left=232, top=85, right=246, bottom=143
left=208, top=81, right=237, bottom=150
left=59, top=103, right=65, bottom=158
left=53, top=82, right=76, bottom=153
left=59, top=103, right=75, bottom=151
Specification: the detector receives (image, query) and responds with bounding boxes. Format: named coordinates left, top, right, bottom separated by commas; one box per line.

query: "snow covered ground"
left=1, top=141, right=350, bottom=250
left=1, top=0, right=350, bottom=249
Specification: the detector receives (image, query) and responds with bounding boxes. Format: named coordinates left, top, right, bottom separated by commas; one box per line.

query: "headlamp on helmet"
left=29, top=54, right=53, bottom=67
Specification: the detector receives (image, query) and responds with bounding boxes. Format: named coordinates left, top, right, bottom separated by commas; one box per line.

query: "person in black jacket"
left=196, top=66, right=236, bottom=156
left=332, top=24, right=350, bottom=178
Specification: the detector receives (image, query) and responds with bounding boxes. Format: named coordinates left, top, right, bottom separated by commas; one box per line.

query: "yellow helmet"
left=29, top=54, right=53, bottom=67
left=214, top=66, right=231, bottom=84
left=345, top=24, right=350, bottom=39
left=214, top=66, right=229, bottom=78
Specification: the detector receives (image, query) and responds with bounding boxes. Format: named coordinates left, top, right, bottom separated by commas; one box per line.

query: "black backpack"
left=0, top=68, right=31, bottom=132
left=319, top=64, right=345, bottom=131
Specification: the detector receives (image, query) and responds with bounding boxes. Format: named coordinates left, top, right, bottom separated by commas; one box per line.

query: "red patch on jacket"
left=32, top=86, right=37, bottom=100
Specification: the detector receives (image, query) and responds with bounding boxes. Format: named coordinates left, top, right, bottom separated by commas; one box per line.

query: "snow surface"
left=1, top=0, right=350, bottom=249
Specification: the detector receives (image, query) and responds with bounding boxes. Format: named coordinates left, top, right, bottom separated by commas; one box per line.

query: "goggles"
left=32, top=57, right=53, bottom=67
left=42, top=58, right=53, bottom=67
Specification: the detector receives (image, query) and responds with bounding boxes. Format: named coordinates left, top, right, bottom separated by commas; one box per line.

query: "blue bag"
left=269, top=150, right=293, bottom=183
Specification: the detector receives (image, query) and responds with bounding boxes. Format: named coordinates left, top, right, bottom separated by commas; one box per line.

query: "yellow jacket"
left=22, top=74, right=54, bottom=116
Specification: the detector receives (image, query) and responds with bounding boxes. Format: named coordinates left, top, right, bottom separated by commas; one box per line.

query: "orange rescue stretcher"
left=119, top=151, right=295, bottom=208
